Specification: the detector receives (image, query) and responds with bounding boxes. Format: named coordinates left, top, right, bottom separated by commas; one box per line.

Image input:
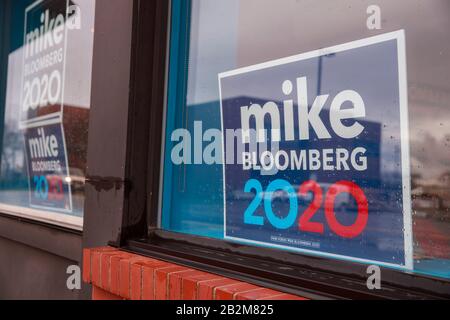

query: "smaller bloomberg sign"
left=24, top=120, right=72, bottom=212
left=219, top=31, right=413, bottom=269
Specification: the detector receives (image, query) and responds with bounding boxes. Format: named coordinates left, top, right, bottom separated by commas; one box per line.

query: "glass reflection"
left=0, top=0, right=95, bottom=226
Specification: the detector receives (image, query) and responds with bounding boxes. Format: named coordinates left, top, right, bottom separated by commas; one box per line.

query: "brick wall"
left=83, top=247, right=308, bottom=300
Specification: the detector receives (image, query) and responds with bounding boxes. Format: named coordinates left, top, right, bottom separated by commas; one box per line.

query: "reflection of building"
left=35, top=104, right=89, bottom=176
left=412, top=172, right=450, bottom=261
left=62, top=105, right=89, bottom=176
left=412, top=172, right=450, bottom=221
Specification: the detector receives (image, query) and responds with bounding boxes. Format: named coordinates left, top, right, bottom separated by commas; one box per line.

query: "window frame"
left=0, top=204, right=83, bottom=230
left=115, top=0, right=450, bottom=299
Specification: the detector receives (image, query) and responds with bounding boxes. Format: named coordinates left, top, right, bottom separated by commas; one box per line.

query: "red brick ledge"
left=83, top=247, right=308, bottom=300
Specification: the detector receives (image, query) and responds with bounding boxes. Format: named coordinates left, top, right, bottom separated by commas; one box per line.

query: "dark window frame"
left=103, top=0, right=450, bottom=300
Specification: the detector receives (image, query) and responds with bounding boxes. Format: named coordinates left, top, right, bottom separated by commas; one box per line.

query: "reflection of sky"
left=64, top=0, right=95, bottom=109
left=186, top=0, right=240, bottom=105
left=4, top=50, right=22, bottom=126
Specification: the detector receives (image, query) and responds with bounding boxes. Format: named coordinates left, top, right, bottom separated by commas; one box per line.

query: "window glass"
left=161, top=0, right=450, bottom=280
left=0, top=0, right=95, bottom=229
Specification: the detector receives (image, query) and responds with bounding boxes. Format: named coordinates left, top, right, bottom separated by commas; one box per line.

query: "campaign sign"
left=24, top=121, right=72, bottom=212
left=20, top=0, right=73, bottom=213
left=219, top=31, right=412, bottom=269
left=21, top=0, right=68, bottom=126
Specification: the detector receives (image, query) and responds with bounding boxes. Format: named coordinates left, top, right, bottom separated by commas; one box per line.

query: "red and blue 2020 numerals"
left=243, top=179, right=368, bottom=239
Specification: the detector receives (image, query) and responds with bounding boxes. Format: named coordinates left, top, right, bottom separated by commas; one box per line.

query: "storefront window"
left=0, top=0, right=95, bottom=229
left=161, top=0, right=450, bottom=280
